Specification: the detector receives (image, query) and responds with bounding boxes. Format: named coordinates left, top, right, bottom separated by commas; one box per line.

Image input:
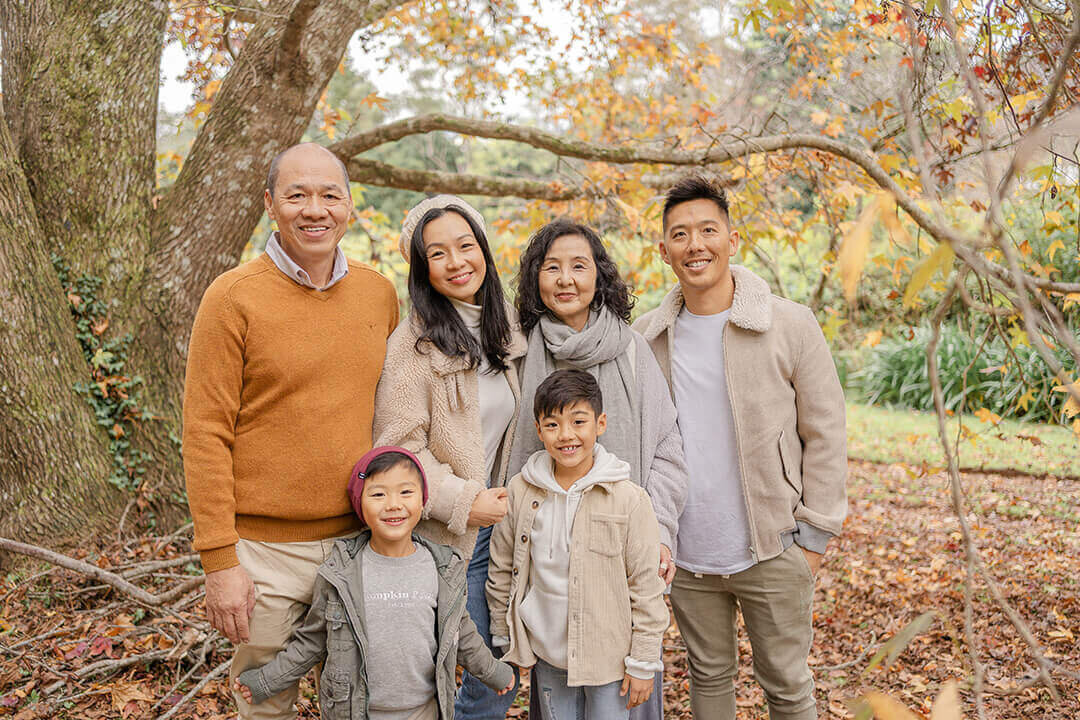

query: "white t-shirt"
left=452, top=299, right=516, bottom=485
left=671, top=307, right=755, bottom=575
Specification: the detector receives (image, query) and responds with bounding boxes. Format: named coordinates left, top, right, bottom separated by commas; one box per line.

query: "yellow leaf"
left=930, top=680, right=963, bottom=720
left=1044, top=210, right=1064, bottom=226
left=863, top=329, right=884, bottom=347
left=821, top=313, right=847, bottom=342
left=838, top=195, right=885, bottom=303
left=824, top=117, right=845, bottom=138
left=974, top=407, right=1002, bottom=425
left=1016, top=388, right=1035, bottom=411
left=811, top=110, right=829, bottom=125
left=879, top=154, right=903, bottom=173
left=1052, top=381, right=1080, bottom=418
left=862, top=692, right=921, bottom=720
left=880, top=206, right=914, bottom=248
left=903, top=242, right=955, bottom=308
left=1046, top=239, right=1065, bottom=261
left=1011, top=90, right=1042, bottom=114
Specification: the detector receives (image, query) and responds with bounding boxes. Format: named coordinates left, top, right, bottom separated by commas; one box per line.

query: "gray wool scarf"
left=509, top=308, right=641, bottom=486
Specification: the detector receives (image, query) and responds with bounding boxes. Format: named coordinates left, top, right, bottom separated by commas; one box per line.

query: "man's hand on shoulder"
left=205, top=563, right=256, bottom=644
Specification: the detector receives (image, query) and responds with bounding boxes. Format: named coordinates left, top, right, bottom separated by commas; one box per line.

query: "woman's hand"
left=658, top=544, right=676, bottom=584
left=467, top=487, right=508, bottom=527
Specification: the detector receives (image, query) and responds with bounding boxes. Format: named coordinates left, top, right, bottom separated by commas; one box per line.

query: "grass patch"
left=847, top=403, right=1080, bottom=478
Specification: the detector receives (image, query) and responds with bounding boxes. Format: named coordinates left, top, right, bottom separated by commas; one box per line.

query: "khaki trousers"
left=669, top=543, right=817, bottom=720
left=230, top=535, right=355, bottom=720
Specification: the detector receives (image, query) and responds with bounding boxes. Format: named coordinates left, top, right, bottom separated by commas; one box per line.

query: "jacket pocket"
left=777, top=430, right=802, bottom=496
left=324, top=600, right=352, bottom=652
left=587, top=512, right=629, bottom=557
left=321, top=670, right=352, bottom=719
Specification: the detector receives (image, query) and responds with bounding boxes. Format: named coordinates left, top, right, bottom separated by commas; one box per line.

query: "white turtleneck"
left=451, top=298, right=516, bottom=485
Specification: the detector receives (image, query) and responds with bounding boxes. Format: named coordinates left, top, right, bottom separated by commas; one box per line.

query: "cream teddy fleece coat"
left=373, top=310, right=527, bottom=561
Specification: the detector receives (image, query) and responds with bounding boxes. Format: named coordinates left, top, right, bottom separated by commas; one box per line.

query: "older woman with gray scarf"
left=506, top=218, right=688, bottom=720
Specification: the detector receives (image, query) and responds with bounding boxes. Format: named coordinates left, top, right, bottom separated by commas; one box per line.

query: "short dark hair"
left=408, top=206, right=512, bottom=372
left=661, top=174, right=730, bottom=230
left=363, top=451, right=423, bottom=482
left=533, top=369, right=603, bottom=421
left=265, top=144, right=351, bottom=194
left=515, top=218, right=635, bottom=334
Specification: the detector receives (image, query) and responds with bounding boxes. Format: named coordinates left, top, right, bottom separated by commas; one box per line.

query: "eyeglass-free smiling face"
left=264, top=146, right=352, bottom=272
left=360, top=464, right=425, bottom=556
left=536, top=401, right=608, bottom=488
left=538, top=233, right=597, bottom=332
left=422, top=211, right=487, bottom=304
left=660, top=198, right=739, bottom=297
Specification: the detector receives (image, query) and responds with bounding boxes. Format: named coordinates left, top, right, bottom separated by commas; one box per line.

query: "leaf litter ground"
left=1, top=459, right=1077, bottom=718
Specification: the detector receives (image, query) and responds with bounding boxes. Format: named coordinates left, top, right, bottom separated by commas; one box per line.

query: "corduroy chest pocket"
left=587, top=512, right=628, bottom=556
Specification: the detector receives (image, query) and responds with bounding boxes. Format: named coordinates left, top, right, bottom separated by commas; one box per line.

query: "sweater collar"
left=642, top=264, right=773, bottom=340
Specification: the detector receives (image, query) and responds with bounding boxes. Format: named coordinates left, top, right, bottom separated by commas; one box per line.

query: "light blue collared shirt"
left=263, top=232, right=349, bottom=290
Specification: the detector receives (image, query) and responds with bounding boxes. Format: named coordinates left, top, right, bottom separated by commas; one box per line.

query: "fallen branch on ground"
left=0, top=537, right=204, bottom=606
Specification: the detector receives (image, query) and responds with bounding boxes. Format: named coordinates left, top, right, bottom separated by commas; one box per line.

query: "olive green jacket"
left=237, top=531, right=513, bottom=719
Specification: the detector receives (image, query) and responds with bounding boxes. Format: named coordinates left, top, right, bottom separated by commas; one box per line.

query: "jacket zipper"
left=721, top=319, right=759, bottom=562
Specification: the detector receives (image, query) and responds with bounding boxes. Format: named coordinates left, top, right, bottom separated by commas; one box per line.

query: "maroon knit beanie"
left=347, top=446, right=428, bottom=526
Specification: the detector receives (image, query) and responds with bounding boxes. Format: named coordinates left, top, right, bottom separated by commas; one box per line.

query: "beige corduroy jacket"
left=373, top=310, right=527, bottom=561
left=485, top=471, right=669, bottom=686
left=632, top=265, right=848, bottom=561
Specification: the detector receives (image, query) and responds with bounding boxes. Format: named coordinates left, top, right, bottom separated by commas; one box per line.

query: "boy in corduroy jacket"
left=487, top=370, right=669, bottom=719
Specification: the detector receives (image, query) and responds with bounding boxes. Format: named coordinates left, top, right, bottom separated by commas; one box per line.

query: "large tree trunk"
left=0, top=111, right=123, bottom=544
left=0, top=0, right=405, bottom=545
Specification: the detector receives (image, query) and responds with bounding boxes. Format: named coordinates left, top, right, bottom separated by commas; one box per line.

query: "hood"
left=520, top=444, right=630, bottom=553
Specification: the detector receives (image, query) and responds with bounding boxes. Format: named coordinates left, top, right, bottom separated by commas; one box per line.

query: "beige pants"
left=230, top=535, right=355, bottom=720
left=670, top=543, right=817, bottom=720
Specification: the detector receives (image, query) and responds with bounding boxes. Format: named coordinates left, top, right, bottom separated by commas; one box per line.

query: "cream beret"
left=398, top=194, right=488, bottom=263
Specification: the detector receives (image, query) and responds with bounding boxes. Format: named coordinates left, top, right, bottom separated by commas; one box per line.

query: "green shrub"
left=853, top=323, right=1078, bottom=424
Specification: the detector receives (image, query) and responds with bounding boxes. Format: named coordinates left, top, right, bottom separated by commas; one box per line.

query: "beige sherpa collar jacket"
left=632, top=265, right=847, bottom=561
left=373, top=309, right=527, bottom=561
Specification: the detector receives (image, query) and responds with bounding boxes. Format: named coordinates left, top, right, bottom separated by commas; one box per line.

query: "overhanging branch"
left=345, top=158, right=586, bottom=200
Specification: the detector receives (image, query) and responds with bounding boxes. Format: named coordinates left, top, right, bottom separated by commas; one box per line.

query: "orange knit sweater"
left=183, top=254, right=398, bottom=572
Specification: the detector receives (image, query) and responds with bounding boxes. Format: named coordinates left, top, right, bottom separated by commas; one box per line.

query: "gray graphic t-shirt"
left=362, top=543, right=439, bottom=719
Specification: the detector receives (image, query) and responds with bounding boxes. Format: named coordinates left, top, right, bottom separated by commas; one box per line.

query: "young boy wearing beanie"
left=234, top=446, right=513, bottom=719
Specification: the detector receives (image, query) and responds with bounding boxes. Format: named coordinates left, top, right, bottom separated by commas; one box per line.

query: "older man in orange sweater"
left=183, top=143, right=398, bottom=719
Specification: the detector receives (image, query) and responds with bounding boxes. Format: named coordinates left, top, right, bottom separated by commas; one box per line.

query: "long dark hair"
left=515, top=218, right=635, bottom=334
left=408, top=206, right=511, bottom=372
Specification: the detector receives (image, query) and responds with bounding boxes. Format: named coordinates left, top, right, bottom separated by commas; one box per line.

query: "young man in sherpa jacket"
left=632, top=174, right=847, bottom=720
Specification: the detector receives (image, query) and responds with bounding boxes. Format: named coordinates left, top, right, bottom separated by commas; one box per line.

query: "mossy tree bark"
left=0, top=0, right=405, bottom=546
left=0, top=111, right=122, bottom=544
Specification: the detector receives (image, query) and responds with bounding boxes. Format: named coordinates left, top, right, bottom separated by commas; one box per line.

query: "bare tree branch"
left=345, top=158, right=586, bottom=200
left=0, top=537, right=204, bottom=606
left=278, top=0, right=320, bottom=81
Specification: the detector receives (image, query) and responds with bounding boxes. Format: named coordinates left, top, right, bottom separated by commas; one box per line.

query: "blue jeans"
left=455, top=525, right=519, bottom=719
left=533, top=659, right=629, bottom=720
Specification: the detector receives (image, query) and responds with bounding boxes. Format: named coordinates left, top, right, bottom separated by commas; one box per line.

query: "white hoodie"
left=516, top=444, right=661, bottom=679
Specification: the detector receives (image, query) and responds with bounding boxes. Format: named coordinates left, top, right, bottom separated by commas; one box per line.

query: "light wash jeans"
left=455, top=525, right=519, bottom=719
left=533, top=659, right=629, bottom=720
